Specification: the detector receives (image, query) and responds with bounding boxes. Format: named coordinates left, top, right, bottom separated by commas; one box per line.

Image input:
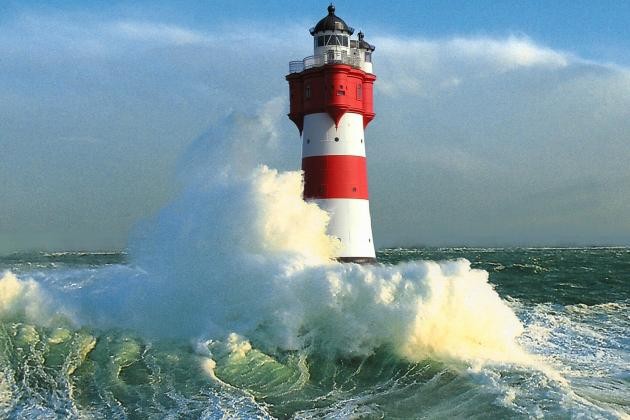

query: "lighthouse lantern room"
left=286, top=4, right=377, bottom=263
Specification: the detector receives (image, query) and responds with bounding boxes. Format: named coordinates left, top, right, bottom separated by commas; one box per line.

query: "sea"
left=0, top=247, right=627, bottom=419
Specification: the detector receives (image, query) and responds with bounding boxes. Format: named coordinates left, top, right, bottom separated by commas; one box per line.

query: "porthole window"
left=334, top=137, right=339, bottom=142
left=360, top=139, right=363, bottom=143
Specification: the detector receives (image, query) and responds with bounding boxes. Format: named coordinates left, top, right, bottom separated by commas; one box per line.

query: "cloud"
left=448, top=36, right=569, bottom=70
left=106, top=21, right=211, bottom=45
left=363, top=35, right=630, bottom=246
left=375, top=35, right=571, bottom=97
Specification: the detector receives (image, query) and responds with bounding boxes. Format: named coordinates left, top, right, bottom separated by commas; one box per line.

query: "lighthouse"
left=286, top=5, right=377, bottom=263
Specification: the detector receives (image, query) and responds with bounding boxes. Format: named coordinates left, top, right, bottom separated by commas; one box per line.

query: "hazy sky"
left=1, top=0, right=629, bottom=253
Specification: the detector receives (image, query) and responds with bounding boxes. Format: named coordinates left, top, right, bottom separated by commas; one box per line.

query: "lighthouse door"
left=327, top=49, right=334, bottom=64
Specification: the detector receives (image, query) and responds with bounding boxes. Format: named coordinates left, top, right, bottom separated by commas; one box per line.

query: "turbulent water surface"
left=0, top=247, right=627, bottom=419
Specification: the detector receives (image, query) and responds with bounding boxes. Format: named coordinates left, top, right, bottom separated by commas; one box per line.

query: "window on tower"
left=305, top=84, right=311, bottom=99
left=317, top=35, right=349, bottom=47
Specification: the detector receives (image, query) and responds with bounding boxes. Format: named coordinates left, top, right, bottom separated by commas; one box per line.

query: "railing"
left=289, top=51, right=363, bottom=73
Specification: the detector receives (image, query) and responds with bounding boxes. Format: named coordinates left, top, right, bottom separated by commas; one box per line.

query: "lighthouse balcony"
left=289, top=50, right=370, bottom=73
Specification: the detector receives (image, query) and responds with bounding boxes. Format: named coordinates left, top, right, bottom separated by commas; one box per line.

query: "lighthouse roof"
left=310, top=4, right=354, bottom=35
left=357, top=31, right=375, bottom=51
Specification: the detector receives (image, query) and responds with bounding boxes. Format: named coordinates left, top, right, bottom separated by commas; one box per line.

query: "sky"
left=1, top=0, right=629, bottom=253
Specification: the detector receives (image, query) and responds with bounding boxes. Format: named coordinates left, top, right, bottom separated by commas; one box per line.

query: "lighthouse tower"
left=286, top=5, right=377, bottom=263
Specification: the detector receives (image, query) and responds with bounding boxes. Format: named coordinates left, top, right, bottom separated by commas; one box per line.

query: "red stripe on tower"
left=302, top=155, right=369, bottom=200
left=286, top=4, right=377, bottom=263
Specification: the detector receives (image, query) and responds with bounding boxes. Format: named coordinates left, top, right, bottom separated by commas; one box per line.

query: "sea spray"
left=118, top=175, right=523, bottom=367
left=0, top=271, right=49, bottom=322
left=106, top=105, right=527, bottom=364
left=107, top=156, right=524, bottom=364
left=0, top=102, right=530, bottom=366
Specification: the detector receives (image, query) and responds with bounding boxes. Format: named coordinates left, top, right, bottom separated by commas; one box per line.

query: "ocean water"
left=0, top=247, right=627, bottom=419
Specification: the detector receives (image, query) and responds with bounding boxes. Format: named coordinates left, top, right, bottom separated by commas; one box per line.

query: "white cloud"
left=448, top=36, right=569, bottom=70
left=107, top=21, right=211, bottom=45
left=367, top=34, right=630, bottom=245
left=374, top=35, right=571, bottom=97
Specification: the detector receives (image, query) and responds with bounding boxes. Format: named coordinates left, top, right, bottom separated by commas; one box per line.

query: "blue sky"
left=3, top=0, right=629, bottom=63
left=1, top=1, right=629, bottom=252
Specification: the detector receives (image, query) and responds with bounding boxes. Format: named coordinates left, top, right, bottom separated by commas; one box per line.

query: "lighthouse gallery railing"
left=289, top=52, right=364, bottom=73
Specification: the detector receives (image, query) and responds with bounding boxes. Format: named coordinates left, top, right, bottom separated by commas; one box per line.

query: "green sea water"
left=0, top=248, right=628, bottom=419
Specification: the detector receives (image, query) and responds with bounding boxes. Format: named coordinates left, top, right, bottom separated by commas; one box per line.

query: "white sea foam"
left=0, top=271, right=49, bottom=322
left=115, top=168, right=528, bottom=364
left=94, top=104, right=527, bottom=365
left=3, top=104, right=532, bottom=367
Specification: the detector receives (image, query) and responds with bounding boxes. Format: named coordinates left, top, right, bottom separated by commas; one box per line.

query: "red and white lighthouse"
left=287, top=5, right=377, bottom=263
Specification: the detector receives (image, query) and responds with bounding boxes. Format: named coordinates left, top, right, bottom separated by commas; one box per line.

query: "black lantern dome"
left=310, top=4, right=354, bottom=35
